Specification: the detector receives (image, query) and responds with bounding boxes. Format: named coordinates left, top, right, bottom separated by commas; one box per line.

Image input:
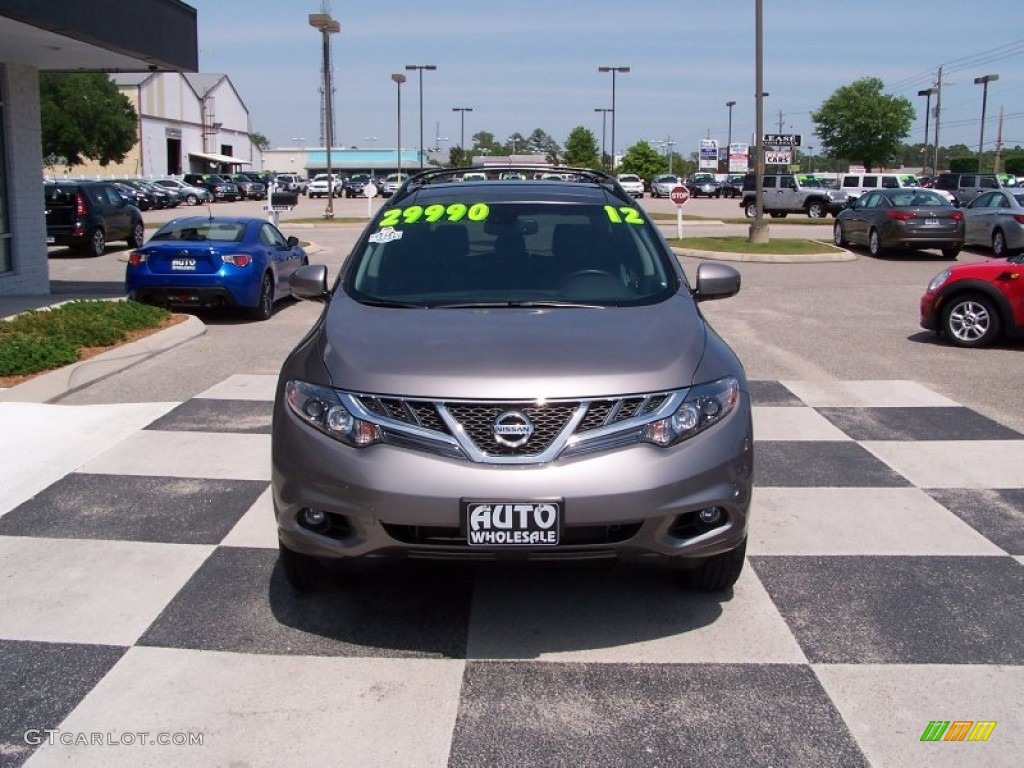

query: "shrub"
left=0, top=300, right=170, bottom=376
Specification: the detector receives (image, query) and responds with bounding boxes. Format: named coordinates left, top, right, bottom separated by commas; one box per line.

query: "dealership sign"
left=699, top=139, right=719, bottom=170
left=765, top=150, right=793, bottom=165
left=729, top=142, right=749, bottom=173
left=763, top=133, right=802, bottom=146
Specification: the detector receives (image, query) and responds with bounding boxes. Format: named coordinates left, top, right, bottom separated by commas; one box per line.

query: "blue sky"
left=189, top=0, right=1024, bottom=161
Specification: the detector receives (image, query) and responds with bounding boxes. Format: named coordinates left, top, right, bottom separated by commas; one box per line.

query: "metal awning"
left=188, top=151, right=250, bottom=165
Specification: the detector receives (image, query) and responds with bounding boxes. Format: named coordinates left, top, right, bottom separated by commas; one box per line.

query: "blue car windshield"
left=151, top=221, right=247, bottom=242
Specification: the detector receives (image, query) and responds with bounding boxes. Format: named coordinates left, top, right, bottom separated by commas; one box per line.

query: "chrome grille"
left=446, top=402, right=578, bottom=457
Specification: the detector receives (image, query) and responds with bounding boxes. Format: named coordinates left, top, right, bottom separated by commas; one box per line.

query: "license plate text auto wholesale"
left=462, top=501, right=561, bottom=546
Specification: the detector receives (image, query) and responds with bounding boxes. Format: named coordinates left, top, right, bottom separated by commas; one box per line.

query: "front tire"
left=675, top=537, right=747, bottom=591
left=185, top=193, right=198, bottom=205
left=942, top=247, right=961, bottom=260
left=806, top=200, right=826, bottom=218
left=833, top=222, right=848, bottom=247
left=278, top=541, right=323, bottom=592
left=868, top=228, right=883, bottom=257
left=744, top=202, right=757, bottom=219
left=942, top=293, right=1000, bottom=347
left=251, top=273, right=274, bottom=321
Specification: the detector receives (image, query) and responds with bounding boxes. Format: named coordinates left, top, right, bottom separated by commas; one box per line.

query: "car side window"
left=960, top=176, right=976, bottom=187
left=762, top=177, right=776, bottom=189
left=781, top=177, right=796, bottom=189
left=980, top=177, right=998, bottom=189
left=841, top=176, right=858, bottom=188
left=995, top=194, right=1010, bottom=209
left=260, top=223, right=288, bottom=248
left=103, top=186, right=123, bottom=206
left=881, top=177, right=899, bottom=188
left=863, top=177, right=878, bottom=188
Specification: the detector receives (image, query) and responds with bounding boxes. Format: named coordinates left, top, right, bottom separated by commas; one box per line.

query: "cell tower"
left=317, top=0, right=337, bottom=148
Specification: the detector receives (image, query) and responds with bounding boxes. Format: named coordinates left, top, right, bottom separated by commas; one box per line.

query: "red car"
left=920, top=253, right=1024, bottom=347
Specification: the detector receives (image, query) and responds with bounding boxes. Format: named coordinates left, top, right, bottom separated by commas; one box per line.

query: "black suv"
left=44, top=181, right=145, bottom=257
left=343, top=173, right=372, bottom=198
left=183, top=174, right=240, bottom=202
left=934, top=173, right=1005, bottom=207
left=230, top=173, right=267, bottom=200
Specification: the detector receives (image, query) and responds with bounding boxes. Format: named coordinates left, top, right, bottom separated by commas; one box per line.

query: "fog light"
left=698, top=507, right=723, bottom=525
left=300, top=508, right=327, bottom=529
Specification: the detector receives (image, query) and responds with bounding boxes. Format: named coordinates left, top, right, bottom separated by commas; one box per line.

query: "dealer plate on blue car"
left=462, top=501, right=562, bottom=546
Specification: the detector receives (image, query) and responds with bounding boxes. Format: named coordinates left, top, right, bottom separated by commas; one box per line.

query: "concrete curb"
left=0, top=314, right=206, bottom=403
left=673, top=246, right=856, bottom=263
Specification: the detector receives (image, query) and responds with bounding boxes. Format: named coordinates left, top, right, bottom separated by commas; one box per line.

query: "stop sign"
left=669, top=185, right=690, bottom=205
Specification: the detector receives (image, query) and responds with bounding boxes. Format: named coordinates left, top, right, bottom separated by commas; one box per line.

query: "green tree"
left=526, top=128, right=561, bottom=163
left=250, top=131, right=271, bottom=151
left=471, top=131, right=503, bottom=155
left=563, top=126, right=599, bottom=168
left=39, top=73, right=137, bottom=167
left=616, top=141, right=666, bottom=182
left=447, top=146, right=472, bottom=167
left=811, top=77, right=914, bottom=172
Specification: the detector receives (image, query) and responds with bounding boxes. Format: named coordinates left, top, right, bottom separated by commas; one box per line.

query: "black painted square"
left=755, top=441, right=910, bottom=487
left=816, top=407, right=1022, bottom=441
left=752, top=555, right=1024, bottom=664
left=144, top=399, right=272, bottom=434
left=927, top=488, right=1024, bottom=555
left=748, top=380, right=803, bottom=406
left=0, top=474, right=268, bottom=545
left=137, top=547, right=473, bottom=659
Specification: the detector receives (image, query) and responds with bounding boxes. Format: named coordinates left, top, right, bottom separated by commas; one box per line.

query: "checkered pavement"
left=1, top=374, right=1022, bottom=767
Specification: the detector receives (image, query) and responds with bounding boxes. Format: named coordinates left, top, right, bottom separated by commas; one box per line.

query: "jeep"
left=741, top=173, right=847, bottom=219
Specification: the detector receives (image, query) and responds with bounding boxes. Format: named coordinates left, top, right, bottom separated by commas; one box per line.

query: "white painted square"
left=25, top=647, right=464, bottom=768
left=0, top=402, right=177, bottom=516
left=78, top=431, right=271, bottom=481
left=221, top=486, right=278, bottom=549
left=748, top=487, right=1006, bottom=555
left=781, top=380, right=958, bottom=408
left=815, top=664, right=1024, bottom=768
left=0, top=537, right=211, bottom=646
left=862, top=440, right=1024, bottom=489
left=753, top=406, right=852, bottom=441
left=194, top=374, right=277, bottom=401
left=466, top=565, right=806, bottom=664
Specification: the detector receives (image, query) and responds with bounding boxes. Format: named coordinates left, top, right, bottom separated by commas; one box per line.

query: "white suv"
left=617, top=173, right=645, bottom=198
left=307, top=174, right=341, bottom=198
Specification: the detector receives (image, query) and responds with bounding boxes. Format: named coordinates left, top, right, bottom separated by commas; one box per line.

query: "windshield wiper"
left=431, top=300, right=605, bottom=309
left=358, top=298, right=426, bottom=308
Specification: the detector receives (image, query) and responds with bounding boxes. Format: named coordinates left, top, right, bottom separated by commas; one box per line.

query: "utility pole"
left=933, top=67, right=943, bottom=176
left=777, top=110, right=784, bottom=133
left=993, top=106, right=1005, bottom=174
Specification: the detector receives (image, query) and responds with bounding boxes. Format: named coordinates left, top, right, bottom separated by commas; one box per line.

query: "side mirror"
left=692, top=262, right=740, bottom=302
left=287, top=235, right=299, bottom=247
left=290, top=264, right=330, bottom=302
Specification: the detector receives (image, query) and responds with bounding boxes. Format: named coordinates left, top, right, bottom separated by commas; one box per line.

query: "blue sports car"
left=125, top=216, right=308, bottom=320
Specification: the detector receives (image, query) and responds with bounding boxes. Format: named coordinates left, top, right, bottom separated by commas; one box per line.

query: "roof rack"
left=389, top=164, right=619, bottom=203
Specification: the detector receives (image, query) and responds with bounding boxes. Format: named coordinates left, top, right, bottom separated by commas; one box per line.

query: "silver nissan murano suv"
left=272, top=166, right=753, bottom=592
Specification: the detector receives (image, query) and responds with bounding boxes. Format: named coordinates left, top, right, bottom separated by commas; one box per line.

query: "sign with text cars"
left=729, top=142, right=749, bottom=173
left=763, top=133, right=802, bottom=146
left=766, top=150, right=793, bottom=165
left=699, top=139, right=719, bottom=170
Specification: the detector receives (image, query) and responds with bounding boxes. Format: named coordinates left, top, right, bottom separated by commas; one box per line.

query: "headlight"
left=927, top=268, right=952, bottom=293
left=285, top=380, right=383, bottom=447
left=642, top=377, right=740, bottom=447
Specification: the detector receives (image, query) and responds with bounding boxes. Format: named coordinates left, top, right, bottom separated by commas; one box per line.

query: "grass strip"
left=666, top=236, right=841, bottom=255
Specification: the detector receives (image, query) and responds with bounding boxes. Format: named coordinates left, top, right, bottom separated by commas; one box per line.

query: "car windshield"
left=150, top=220, right=247, bottom=242
left=347, top=200, right=675, bottom=308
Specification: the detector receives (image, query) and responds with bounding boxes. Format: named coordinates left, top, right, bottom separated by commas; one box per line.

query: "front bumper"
left=272, top=393, right=753, bottom=568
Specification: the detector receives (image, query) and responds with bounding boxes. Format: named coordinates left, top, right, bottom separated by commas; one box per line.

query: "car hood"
left=318, top=295, right=709, bottom=399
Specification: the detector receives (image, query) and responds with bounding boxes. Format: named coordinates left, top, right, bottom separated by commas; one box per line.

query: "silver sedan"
left=963, top=189, right=1024, bottom=257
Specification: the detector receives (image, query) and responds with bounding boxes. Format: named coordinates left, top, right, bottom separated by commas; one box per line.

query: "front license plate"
left=462, top=501, right=561, bottom=546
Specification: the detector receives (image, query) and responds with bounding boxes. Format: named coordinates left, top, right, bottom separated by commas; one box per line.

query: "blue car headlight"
left=642, top=377, right=740, bottom=447
left=285, top=380, right=383, bottom=447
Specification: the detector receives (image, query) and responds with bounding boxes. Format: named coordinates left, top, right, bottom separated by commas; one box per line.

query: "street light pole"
left=748, top=0, right=768, bottom=244
left=974, top=74, right=999, bottom=173
left=391, top=73, right=406, bottom=178
left=598, top=66, right=630, bottom=169
left=594, top=108, right=611, bottom=169
left=309, top=12, right=340, bottom=219
left=726, top=100, right=736, bottom=157
left=452, top=107, right=473, bottom=160
left=405, top=64, right=437, bottom=170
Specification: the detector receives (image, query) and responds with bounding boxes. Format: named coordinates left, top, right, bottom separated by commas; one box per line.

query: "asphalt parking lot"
left=2, top=190, right=1021, bottom=767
